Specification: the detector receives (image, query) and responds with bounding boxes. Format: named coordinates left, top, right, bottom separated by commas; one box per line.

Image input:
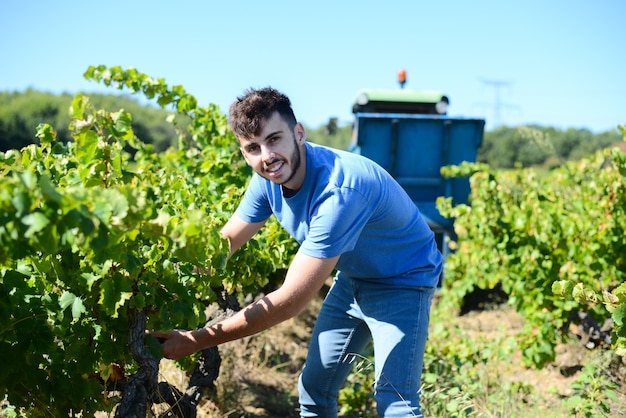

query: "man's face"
left=238, top=112, right=306, bottom=191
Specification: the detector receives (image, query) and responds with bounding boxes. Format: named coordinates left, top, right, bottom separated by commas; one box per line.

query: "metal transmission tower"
left=480, top=79, right=514, bottom=128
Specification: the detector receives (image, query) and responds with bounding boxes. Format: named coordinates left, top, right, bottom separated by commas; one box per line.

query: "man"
left=154, top=87, right=442, bottom=417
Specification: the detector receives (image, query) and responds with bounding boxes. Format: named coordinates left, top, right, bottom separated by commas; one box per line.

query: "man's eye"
left=247, top=145, right=259, bottom=153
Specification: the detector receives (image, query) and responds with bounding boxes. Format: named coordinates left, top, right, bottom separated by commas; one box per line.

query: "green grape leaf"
left=39, top=175, right=63, bottom=203
left=71, top=296, right=86, bottom=321
left=59, top=291, right=76, bottom=310
left=21, top=212, right=50, bottom=238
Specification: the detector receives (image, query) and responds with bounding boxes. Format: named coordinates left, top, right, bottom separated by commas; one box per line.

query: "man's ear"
left=295, top=122, right=306, bottom=144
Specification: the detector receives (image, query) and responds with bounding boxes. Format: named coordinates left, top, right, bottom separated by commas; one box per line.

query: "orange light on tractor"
left=398, top=69, right=407, bottom=89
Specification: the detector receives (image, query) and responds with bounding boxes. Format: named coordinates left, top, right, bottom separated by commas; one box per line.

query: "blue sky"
left=1, top=0, right=624, bottom=133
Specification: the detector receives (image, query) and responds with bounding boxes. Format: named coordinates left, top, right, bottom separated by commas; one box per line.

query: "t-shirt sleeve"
left=299, top=187, right=372, bottom=259
left=234, top=174, right=273, bottom=223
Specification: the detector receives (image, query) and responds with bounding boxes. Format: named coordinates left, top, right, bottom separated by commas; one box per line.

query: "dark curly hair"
left=228, top=87, right=297, bottom=139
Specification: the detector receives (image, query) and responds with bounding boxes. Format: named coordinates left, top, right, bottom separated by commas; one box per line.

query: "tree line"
left=0, top=89, right=179, bottom=153
left=308, top=120, right=623, bottom=169
left=1, top=89, right=623, bottom=168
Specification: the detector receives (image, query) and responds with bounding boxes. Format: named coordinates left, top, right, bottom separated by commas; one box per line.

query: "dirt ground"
left=149, top=286, right=624, bottom=417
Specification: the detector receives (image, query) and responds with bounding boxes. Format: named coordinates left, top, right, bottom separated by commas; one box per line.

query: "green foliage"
left=301, top=119, right=353, bottom=151
left=422, top=307, right=556, bottom=417
left=0, top=89, right=182, bottom=152
left=478, top=125, right=622, bottom=169
left=421, top=321, right=482, bottom=417
left=337, top=351, right=377, bottom=417
left=563, top=351, right=621, bottom=417
left=439, top=125, right=626, bottom=369
left=0, top=66, right=297, bottom=416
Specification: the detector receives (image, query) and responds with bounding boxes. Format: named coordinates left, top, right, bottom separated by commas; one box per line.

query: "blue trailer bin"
left=348, top=85, right=485, bottom=287
left=351, top=113, right=484, bottom=234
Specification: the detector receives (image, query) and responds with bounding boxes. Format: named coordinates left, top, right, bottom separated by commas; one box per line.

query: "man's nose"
left=261, top=146, right=275, bottom=161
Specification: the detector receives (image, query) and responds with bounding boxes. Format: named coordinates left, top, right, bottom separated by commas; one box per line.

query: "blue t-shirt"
left=234, top=142, right=442, bottom=287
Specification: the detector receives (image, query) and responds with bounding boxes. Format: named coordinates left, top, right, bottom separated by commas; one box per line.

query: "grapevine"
left=438, top=125, right=626, bottom=367
left=0, top=66, right=296, bottom=416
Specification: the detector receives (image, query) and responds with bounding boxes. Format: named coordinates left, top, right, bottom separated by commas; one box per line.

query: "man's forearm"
left=191, top=291, right=296, bottom=350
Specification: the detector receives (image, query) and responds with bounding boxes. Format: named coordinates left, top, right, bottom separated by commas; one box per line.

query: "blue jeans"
left=298, top=272, right=435, bottom=417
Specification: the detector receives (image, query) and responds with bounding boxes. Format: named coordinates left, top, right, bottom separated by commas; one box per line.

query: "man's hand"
left=149, top=329, right=202, bottom=360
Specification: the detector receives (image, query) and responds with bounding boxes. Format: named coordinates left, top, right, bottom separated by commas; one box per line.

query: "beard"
left=279, top=137, right=302, bottom=187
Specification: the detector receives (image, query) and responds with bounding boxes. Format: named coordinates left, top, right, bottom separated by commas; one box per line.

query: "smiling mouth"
left=265, top=160, right=284, bottom=176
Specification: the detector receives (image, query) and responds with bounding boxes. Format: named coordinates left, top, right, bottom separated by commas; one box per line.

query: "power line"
left=479, top=78, right=519, bottom=128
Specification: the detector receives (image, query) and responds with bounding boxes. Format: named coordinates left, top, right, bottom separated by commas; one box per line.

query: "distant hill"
left=0, top=89, right=179, bottom=152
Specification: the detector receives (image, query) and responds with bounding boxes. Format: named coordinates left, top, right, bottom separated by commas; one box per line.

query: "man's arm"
left=155, top=251, right=339, bottom=360
left=220, top=215, right=266, bottom=256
